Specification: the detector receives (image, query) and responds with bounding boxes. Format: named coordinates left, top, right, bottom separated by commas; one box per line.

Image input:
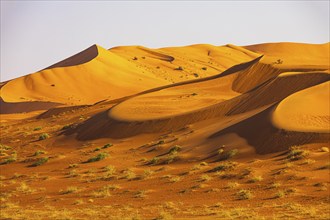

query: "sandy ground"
left=0, top=42, right=329, bottom=219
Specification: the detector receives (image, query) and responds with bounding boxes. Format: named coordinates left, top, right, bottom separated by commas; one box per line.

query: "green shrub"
left=287, top=146, right=309, bottom=161
left=236, top=189, right=253, bottom=200
left=220, top=149, right=238, bottom=160
left=168, top=145, right=182, bottom=154
left=33, top=127, right=42, bottom=131
left=86, top=152, right=109, bottom=163
left=38, top=133, right=50, bottom=141
left=33, top=150, right=46, bottom=156
left=1, top=156, right=17, bottom=164
left=102, top=143, right=113, bottom=149
left=210, top=162, right=237, bottom=172
left=149, top=157, right=160, bottom=165
left=31, top=157, right=49, bottom=167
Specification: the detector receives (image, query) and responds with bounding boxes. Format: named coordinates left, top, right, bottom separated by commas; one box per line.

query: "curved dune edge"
left=71, top=69, right=330, bottom=140
left=209, top=104, right=330, bottom=155
left=271, top=81, right=330, bottom=133
left=43, top=44, right=99, bottom=70
left=0, top=98, right=61, bottom=114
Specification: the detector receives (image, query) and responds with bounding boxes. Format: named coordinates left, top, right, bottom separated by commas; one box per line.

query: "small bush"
left=193, top=73, right=199, bottom=77
left=201, top=67, right=207, bottom=70
left=68, top=164, right=78, bottom=168
left=33, top=150, right=45, bottom=156
left=287, top=146, right=309, bottom=161
left=93, top=147, right=101, bottom=152
left=236, top=189, right=253, bottom=200
left=149, top=157, right=160, bottom=165
left=61, top=186, right=78, bottom=194
left=102, top=143, right=113, bottom=149
left=33, top=127, right=42, bottom=131
left=221, top=149, right=238, bottom=160
left=248, top=176, right=263, bottom=183
left=86, top=152, right=109, bottom=163
left=31, top=157, right=49, bottom=167
left=1, top=156, right=17, bottom=164
left=274, top=190, right=285, bottom=198
left=38, top=133, right=49, bottom=141
left=210, top=162, right=237, bottom=172
left=168, top=145, right=182, bottom=154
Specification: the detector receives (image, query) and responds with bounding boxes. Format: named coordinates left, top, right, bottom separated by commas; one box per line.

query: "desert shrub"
left=86, top=152, right=109, bottom=163
left=38, top=133, right=49, bottom=141
left=1, top=156, right=17, bottom=164
left=287, top=146, right=309, bottom=161
left=220, top=149, right=238, bottom=160
left=274, top=190, right=285, bottom=198
left=61, top=186, right=78, bottom=194
left=193, top=73, right=199, bottom=77
left=149, top=157, right=160, bottom=165
left=210, top=162, right=237, bottom=172
left=248, top=176, right=263, bottom=183
left=62, top=124, right=73, bottom=130
left=157, top=140, right=165, bottom=145
left=168, top=145, right=182, bottom=154
left=236, top=189, right=253, bottom=200
left=201, top=67, right=207, bottom=70
left=94, top=147, right=101, bottom=152
left=102, top=143, right=113, bottom=149
left=31, top=157, right=49, bottom=167
left=68, top=164, right=78, bottom=168
left=33, top=127, right=42, bottom=131
left=33, top=150, right=45, bottom=156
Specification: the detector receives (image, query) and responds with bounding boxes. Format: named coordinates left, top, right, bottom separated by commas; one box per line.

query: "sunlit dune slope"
left=272, top=81, right=330, bottom=133
left=244, top=42, right=329, bottom=69
left=0, top=45, right=168, bottom=105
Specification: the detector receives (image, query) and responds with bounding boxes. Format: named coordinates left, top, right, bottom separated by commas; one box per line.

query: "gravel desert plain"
left=0, top=42, right=329, bottom=219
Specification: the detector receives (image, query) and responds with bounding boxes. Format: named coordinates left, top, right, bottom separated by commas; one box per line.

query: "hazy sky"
left=1, top=0, right=329, bottom=81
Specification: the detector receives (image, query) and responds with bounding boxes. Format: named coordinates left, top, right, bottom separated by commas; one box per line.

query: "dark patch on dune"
left=0, top=98, right=61, bottom=114
left=43, top=45, right=99, bottom=70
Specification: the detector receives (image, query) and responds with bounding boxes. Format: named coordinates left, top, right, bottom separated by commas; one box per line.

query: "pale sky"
left=1, top=0, right=329, bottom=81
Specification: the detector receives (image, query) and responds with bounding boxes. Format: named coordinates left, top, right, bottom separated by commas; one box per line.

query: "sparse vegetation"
left=33, top=150, right=46, bottom=156
left=274, top=190, right=285, bottom=198
left=102, top=143, right=113, bottom=149
left=287, top=146, right=309, bottom=161
left=31, top=157, right=49, bottom=167
left=61, top=186, right=79, bottom=194
left=220, top=149, right=239, bottom=160
left=1, top=155, right=17, bottom=164
left=168, top=145, right=182, bottom=154
left=86, top=152, right=109, bottom=163
left=210, top=162, right=237, bottom=172
left=33, top=127, right=42, bottom=131
left=236, top=189, right=253, bottom=200
left=248, top=175, right=263, bottom=183
left=38, top=133, right=50, bottom=141
left=201, top=67, right=207, bottom=70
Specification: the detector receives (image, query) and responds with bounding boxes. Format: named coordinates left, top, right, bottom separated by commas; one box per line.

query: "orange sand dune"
left=272, top=81, right=330, bottom=132
left=1, top=42, right=329, bottom=220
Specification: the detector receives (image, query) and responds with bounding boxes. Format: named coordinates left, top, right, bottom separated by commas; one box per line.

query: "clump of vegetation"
left=236, top=189, right=253, bottom=200
left=38, top=133, right=50, bottom=141
left=33, top=127, right=42, bottom=131
left=209, top=162, right=237, bottom=172
left=193, top=73, right=199, bottom=77
left=68, top=163, right=78, bottom=168
left=220, top=149, right=239, bottom=160
left=174, top=66, right=184, bottom=71
left=1, top=155, right=17, bottom=164
left=319, top=163, right=330, bottom=170
left=93, top=147, right=101, bottom=152
left=86, top=152, right=109, bottom=163
left=33, top=150, right=46, bottom=156
left=274, top=59, right=283, bottom=64
left=287, top=146, right=309, bottom=161
left=61, top=186, right=79, bottom=194
left=157, top=140, right=165, bottom=145
left=227, top=182, right=240, bottom=189
left=62, top=124, right=73, bottom=130
left=168, top=145, right=182, bottom=154
left=102, top=143, right=113, bottom=149
left=149, top=157, right=160, bottom=165
left=201, top=67, right=207, bottom=70
left=132, top=56, right=138, bottom=60
left=31, top=157, right=49, bottom=167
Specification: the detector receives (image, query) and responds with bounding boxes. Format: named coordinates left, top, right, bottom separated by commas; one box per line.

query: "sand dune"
left=1, top=42, right=329, bottom=219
